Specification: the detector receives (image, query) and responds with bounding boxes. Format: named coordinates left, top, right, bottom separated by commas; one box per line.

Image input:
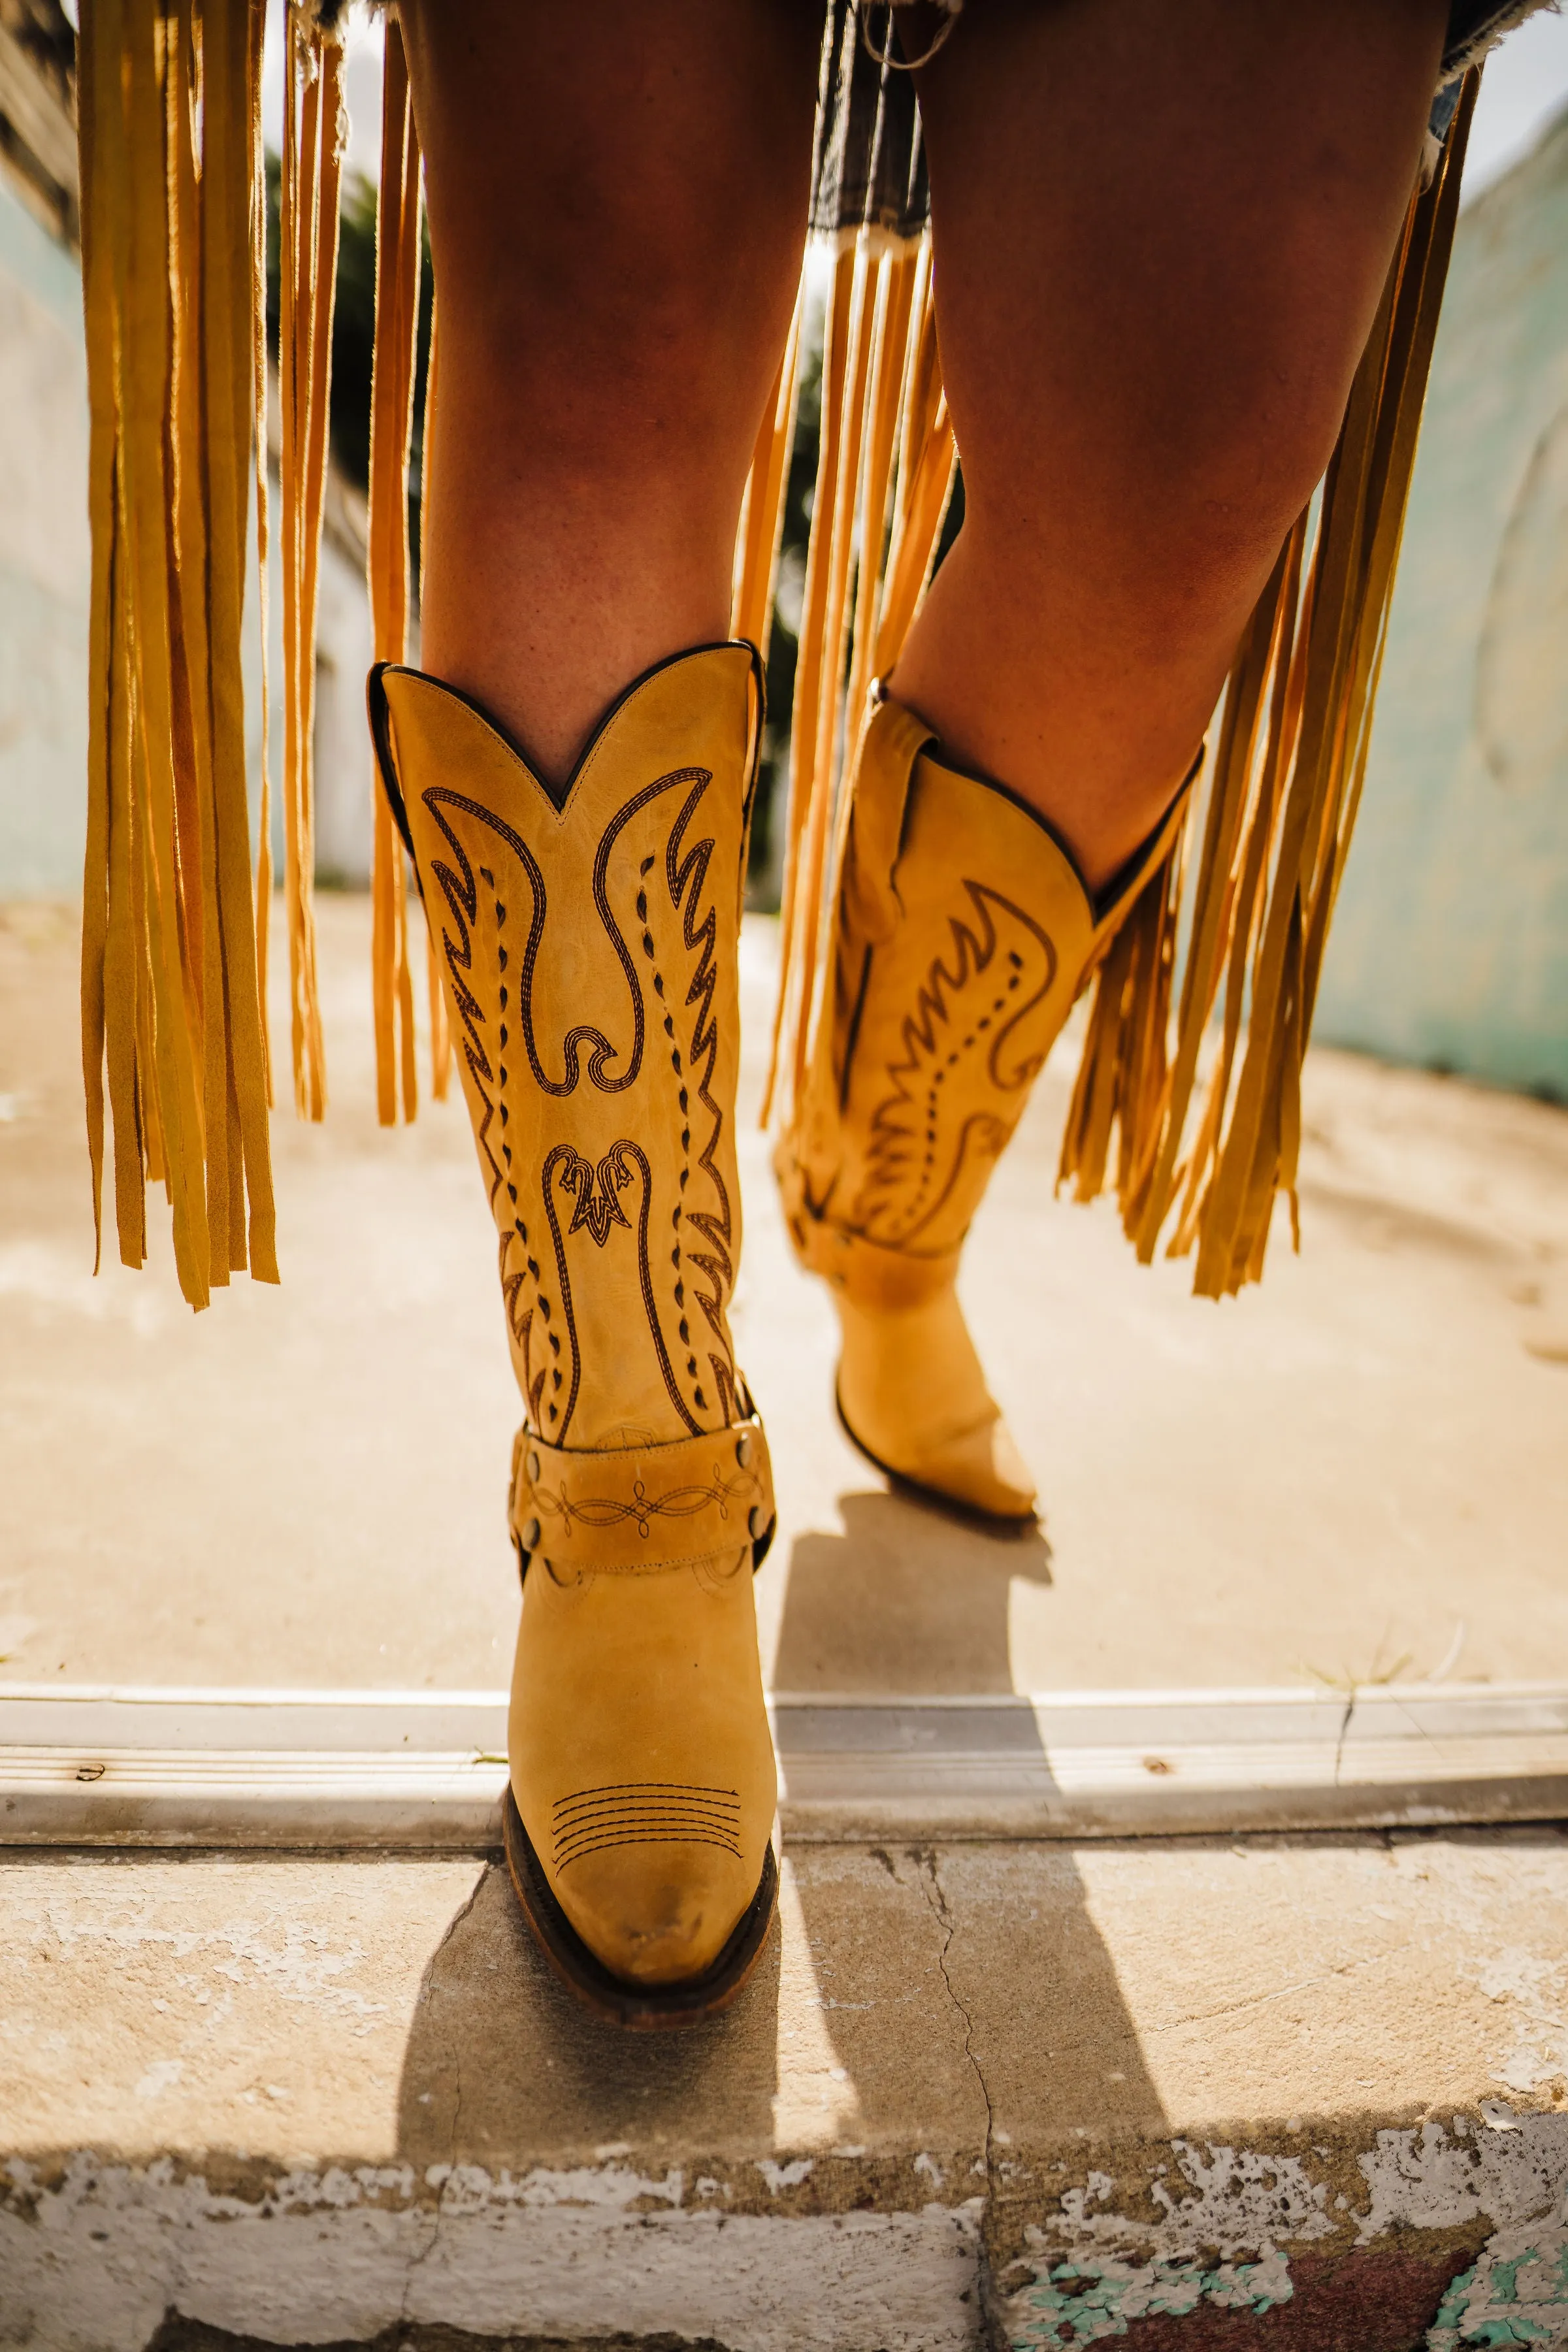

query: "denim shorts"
left=811, top=0, right=1558, bottom=243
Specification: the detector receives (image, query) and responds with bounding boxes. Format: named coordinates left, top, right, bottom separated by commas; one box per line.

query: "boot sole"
left=834, top=1384, right=1039, bottom=1537
left=502, top=1784, right=778, bottom=2031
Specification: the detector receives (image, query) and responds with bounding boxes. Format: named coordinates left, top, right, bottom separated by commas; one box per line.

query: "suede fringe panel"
left=78, top=0, right=276, bottom=1309
left=767, top=77, right=1477, bottom=1301
left=76, top=18, right=1474, bottom=1303
left=365, top=16, right=433, bottom=1122
left=1056, top=71, right=1478, bottom=1297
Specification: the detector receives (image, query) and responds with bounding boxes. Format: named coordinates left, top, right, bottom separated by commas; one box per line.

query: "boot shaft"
left=783, top=694, right=1190, bottom=1303
left=373, top=644, right=762, bottom=1450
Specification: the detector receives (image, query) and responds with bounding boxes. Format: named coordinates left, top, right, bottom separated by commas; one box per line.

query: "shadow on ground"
left=773, top=1486, right=1053, bottom=1694
left=393, top=1860, right=784, bottom=2174
left=383, top=1483, right=1163, bottom=2195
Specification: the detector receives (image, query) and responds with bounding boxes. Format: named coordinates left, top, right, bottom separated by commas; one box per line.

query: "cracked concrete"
left=3, top=1836, right=1568, bottom=2347
left=918, top=1850, right=998, bottom=2235
left=395, top=1870, right=491, bottom=2336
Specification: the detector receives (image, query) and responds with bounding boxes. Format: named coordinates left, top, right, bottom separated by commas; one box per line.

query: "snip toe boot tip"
left=835, top=1384, right=1039, bottom=1531
left=503, top=1788, right=777, bottom=2029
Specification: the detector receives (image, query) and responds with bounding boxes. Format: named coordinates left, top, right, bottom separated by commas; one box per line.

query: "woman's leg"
left=387, top=5, right=819, bottom=2014
left=400, top=0, right=820, bottom=783
left=893, top=0, right=1449, bottom=887
left=798, top=0, right=1452, bottom=1526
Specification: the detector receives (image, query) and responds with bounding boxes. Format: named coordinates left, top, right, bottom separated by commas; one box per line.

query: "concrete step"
left=5, top=1832, right=1568, bottom=2351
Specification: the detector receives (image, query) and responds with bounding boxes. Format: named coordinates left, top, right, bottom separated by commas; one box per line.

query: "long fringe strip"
left=365, top=16, right=434, bottom=1120
left=79, top=0, right=276, bottom=1309
left=1056, top=74, right=1479, bottom=1297
left=762, top=229, right=955, bottom=1126
left=277, top=0, right=340, bottom=1122
left=78, top=16, right=1475, bottom=1307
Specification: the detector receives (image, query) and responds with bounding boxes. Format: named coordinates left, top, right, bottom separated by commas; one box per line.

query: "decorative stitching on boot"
left=854, top=877, right=1059, bottom=1249
left=510, top=1416, right=774, bottom=1575
left=551, top=1782, right=743, bottom=1871
left=415, top=761, right=740, bottom=1445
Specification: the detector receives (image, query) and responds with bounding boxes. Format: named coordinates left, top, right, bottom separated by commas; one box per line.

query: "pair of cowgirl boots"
left=776, top=691, right=1192, bottom=1526
left=370, top=644, right=778, bottom=2028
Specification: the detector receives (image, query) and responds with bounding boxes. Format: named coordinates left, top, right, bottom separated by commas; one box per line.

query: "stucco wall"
left=0, top=171, right=88, bottom=896
left=0, top=172, right=377, bottom=900
left=1316, top=107, right=1568, bottom=1096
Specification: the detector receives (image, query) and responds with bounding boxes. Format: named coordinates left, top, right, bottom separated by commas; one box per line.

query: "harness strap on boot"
left=510, top=1412, right=775, bottom=1576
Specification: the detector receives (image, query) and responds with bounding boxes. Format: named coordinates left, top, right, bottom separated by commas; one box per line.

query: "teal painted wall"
left=0, top=172, right=376, bottom=899
left=1316, top=109, right=1568, bottom=1096
left=0, top=174, right=89, bottom=896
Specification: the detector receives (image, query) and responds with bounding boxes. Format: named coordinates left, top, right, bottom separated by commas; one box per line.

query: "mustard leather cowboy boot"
left=776, top=691, right=1192, bottom=1526
left=370, top=644, right=777, bottom=2027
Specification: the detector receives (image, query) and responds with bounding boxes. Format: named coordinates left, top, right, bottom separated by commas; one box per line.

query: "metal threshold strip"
left=1, top=1682, right=1566, bottom=1846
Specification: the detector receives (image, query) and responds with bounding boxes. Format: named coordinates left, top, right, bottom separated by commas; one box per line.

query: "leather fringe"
left=277, top=1, right=340, bottom=1123
left=78, top=1, right=442, bottom=1300
left=762, top=229, right=955, bottom=1126
left=366, top=16, right=425, bottom=1123
left=78, top=16, right=1474, bottom=1309
left=768, top=79, right=1477, bottom=1302
left=78, top=0, right=276, bottom=1309
left=731, top=286, right=803, bottom=667
left=1058, top=71, right=1479, bottom=1297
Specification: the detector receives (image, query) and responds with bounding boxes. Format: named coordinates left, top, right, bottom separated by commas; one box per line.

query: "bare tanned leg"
left=400, top=0, right=820, bottom=784
left=893, top=0, right=1449, bottom=887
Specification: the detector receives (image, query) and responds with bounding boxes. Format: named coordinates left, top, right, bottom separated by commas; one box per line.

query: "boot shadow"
left=772, top=1486, right=1053, bottom=1695
left=395, top=1860, right=782, bottom=2175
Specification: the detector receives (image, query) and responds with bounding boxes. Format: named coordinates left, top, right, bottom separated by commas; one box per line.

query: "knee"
left=964, top=351, right=1356, bottom=657
left=446, top=192, right=790, bottom=481
left=1154, top=355, right=1356, bottom=603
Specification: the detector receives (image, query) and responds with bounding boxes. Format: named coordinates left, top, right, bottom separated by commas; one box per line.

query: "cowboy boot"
left=370, top=644, right=777, bottom=2027
left=776, top=691, right=1192, bottom=1526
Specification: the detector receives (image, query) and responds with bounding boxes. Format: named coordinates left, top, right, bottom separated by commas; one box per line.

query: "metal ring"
left=860, top=2, right=958, bottom=73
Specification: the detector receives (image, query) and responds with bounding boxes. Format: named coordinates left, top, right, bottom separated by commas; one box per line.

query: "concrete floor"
left=5, top=1831, right=1568, bottom=2349
left=5, top=894, right=1568, bottom=2349
left=1, top=891, right=1564, bottom=1697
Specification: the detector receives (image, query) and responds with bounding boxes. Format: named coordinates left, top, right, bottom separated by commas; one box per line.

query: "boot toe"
left=547, top=1832, right=764, bottom=1986
left=909, top=1410, right=1039, bottom=1522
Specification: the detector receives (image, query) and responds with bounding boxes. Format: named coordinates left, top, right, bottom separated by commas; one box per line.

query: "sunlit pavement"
left=2, top=894, right=1567, bottom=2352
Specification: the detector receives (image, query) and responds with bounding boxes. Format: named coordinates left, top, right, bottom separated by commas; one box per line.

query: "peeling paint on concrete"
left=10, top=1841, right=1568, bottom=2345
left=1471, top=1946, right=1568, bottom=2099
left=1357, top=2112, right=1568, bottom=2242
left=1428, top=2222, right=1568, bottom=2348
left=10, top=2127, right=1568, bottom=2350
left=992, top=2121, right=1568, bottom=2349
left=0, top=2155, right=985, bottom=2352
left=998, top=2149, right=1326, bottom=2347
left=1057, top=2148, right=1335, bottom=2257
left=1005, top=2249, right=1295, bottom=2347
